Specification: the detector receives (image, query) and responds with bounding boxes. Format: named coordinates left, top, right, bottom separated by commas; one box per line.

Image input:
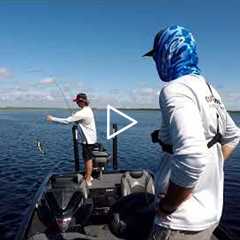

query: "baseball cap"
left=73, top=93, right=88, bottom=102
left=142, top=29, right=165, bottom=57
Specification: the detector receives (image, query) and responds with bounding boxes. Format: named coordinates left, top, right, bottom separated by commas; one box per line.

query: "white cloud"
left=45, top=95, right=55, bottom=101
left=90, top=87, right=160, bottom=109
left=0, top=67, right=11, bottom=79
left=0, top=87, right=56, bottom=105
left=132, top=87, right=159, bottom=96
left=39, top=77, right=55, bottom=85
left=0, top=81, right=239, bottom=110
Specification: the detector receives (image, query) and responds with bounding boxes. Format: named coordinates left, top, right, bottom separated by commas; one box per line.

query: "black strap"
left=156, top=113, right=222, bottom=153
left=206, top=81, right=214, bottom=96
left=156, top=129, right=222, bottom=154
left=206, top=81, right=222, bottom=105
left=154, top=81, right=223, bottom=154
left=205, top=82, right=223, bottom=147
left=207, top=114, right=222, bottom=148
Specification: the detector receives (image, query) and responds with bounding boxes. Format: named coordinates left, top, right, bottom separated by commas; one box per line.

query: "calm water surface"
left=0, top=110, right=239, bottom=240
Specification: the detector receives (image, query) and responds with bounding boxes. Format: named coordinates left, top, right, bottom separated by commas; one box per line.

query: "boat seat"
left=50, top=174, right=87, bottom=191
left=50, top=173, right=83, bottom=186
left=121, top=170, right=155, bottom=197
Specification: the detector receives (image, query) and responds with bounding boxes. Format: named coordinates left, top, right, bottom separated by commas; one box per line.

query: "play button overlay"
left=107, top=105, right=138, bottom=140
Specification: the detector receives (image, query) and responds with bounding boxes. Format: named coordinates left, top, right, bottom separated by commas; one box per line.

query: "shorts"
left=81, top=144, right=95, bottom=161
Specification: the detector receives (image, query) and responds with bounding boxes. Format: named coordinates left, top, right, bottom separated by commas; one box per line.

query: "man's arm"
left=158, top=84, right=208, bottom=215
left=47, top=110, right=86, bottom=124
left=222, top=144, right=236, bottom=161
left=221, top=112, right=240, bottom=160
left=158, top=181, right=193, bottom=215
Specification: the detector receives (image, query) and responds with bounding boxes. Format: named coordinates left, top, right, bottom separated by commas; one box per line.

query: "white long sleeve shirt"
left=155, top=74, right=240, bottom=231
left=51, top=106, right=97, bottom=144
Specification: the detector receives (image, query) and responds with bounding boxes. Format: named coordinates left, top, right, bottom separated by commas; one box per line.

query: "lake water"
left=0, top=109, right=239, bottom=240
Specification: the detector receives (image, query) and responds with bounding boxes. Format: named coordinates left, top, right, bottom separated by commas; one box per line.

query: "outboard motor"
left=39, top=173, right=93, bottom=232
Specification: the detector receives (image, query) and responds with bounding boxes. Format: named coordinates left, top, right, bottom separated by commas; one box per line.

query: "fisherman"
left=47, top=93, right=97, bottom=186
left=144, top=26, right=240, bottom=240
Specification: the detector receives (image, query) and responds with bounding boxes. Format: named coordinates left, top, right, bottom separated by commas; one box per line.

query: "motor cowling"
left=39, top=174, right=93, bottom=232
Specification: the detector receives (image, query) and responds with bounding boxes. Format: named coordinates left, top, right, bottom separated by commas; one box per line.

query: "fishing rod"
left=26, top=69, right=75, bottom=115
left=21, top=70, right=78, bottom=181
left=53, top=80, right=75, bottom=115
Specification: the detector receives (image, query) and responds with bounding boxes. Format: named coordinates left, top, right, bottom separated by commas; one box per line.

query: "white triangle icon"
left=107, top=105, right=138, bottom=140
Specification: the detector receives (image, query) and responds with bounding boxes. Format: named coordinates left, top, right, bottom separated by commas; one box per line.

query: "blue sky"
left=0, top=1, right=239, bottom=110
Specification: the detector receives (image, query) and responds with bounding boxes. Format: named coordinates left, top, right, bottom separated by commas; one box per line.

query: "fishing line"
left=25, top=69, right=75, bottom=115
left=33, top=140, right=64, bottom=184
left=54, top=80, right=74, bottom=115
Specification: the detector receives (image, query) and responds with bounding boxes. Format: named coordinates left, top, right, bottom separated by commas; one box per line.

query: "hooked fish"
left=36, top=140, right=45, bottom=155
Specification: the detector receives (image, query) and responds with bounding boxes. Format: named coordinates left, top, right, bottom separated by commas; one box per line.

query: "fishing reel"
left=151, top=129, right=160, bottom=143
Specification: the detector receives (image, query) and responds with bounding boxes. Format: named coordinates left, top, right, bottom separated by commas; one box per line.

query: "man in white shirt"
left=47, top=93, right=97, bottom=186
left=144, top=26, right=240, bottom=240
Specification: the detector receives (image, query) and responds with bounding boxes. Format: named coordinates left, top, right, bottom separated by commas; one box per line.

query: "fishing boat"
left=15, top=124, right=225, bottom=240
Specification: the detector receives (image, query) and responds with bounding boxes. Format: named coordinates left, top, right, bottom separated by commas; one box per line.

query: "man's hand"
left=155, top=205, right=170, bottom=217
left=155, top=196, right=177, bottom=217
left=155, top=181, right=193, bottom=217
left=47, top=115, right=54, bottom=123
left=154, top=194, right=170, bottom=217
left=222, top=144, right=236, bottom=160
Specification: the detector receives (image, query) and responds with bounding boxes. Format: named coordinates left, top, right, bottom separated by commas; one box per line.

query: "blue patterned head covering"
left=152, top=25, right=200, bottom=82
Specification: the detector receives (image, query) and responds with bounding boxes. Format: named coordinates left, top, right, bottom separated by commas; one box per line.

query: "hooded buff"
left=153, top=25, right=201, bottom=82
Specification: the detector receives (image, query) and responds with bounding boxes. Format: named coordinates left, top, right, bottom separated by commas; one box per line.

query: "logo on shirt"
left=205, top=95, right=221, bottom=105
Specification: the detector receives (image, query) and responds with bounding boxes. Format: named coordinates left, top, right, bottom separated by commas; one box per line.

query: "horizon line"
left=0, top=106, right=239, bottom=112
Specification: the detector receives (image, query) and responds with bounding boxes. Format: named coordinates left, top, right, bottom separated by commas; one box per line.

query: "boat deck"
left=88, top=172, right=122, bottom=189
left=88, top=174, right=220, bottom=240
left=27, top=229, right=219, bottom=240
left=18, top=172, right=224, bottom=240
